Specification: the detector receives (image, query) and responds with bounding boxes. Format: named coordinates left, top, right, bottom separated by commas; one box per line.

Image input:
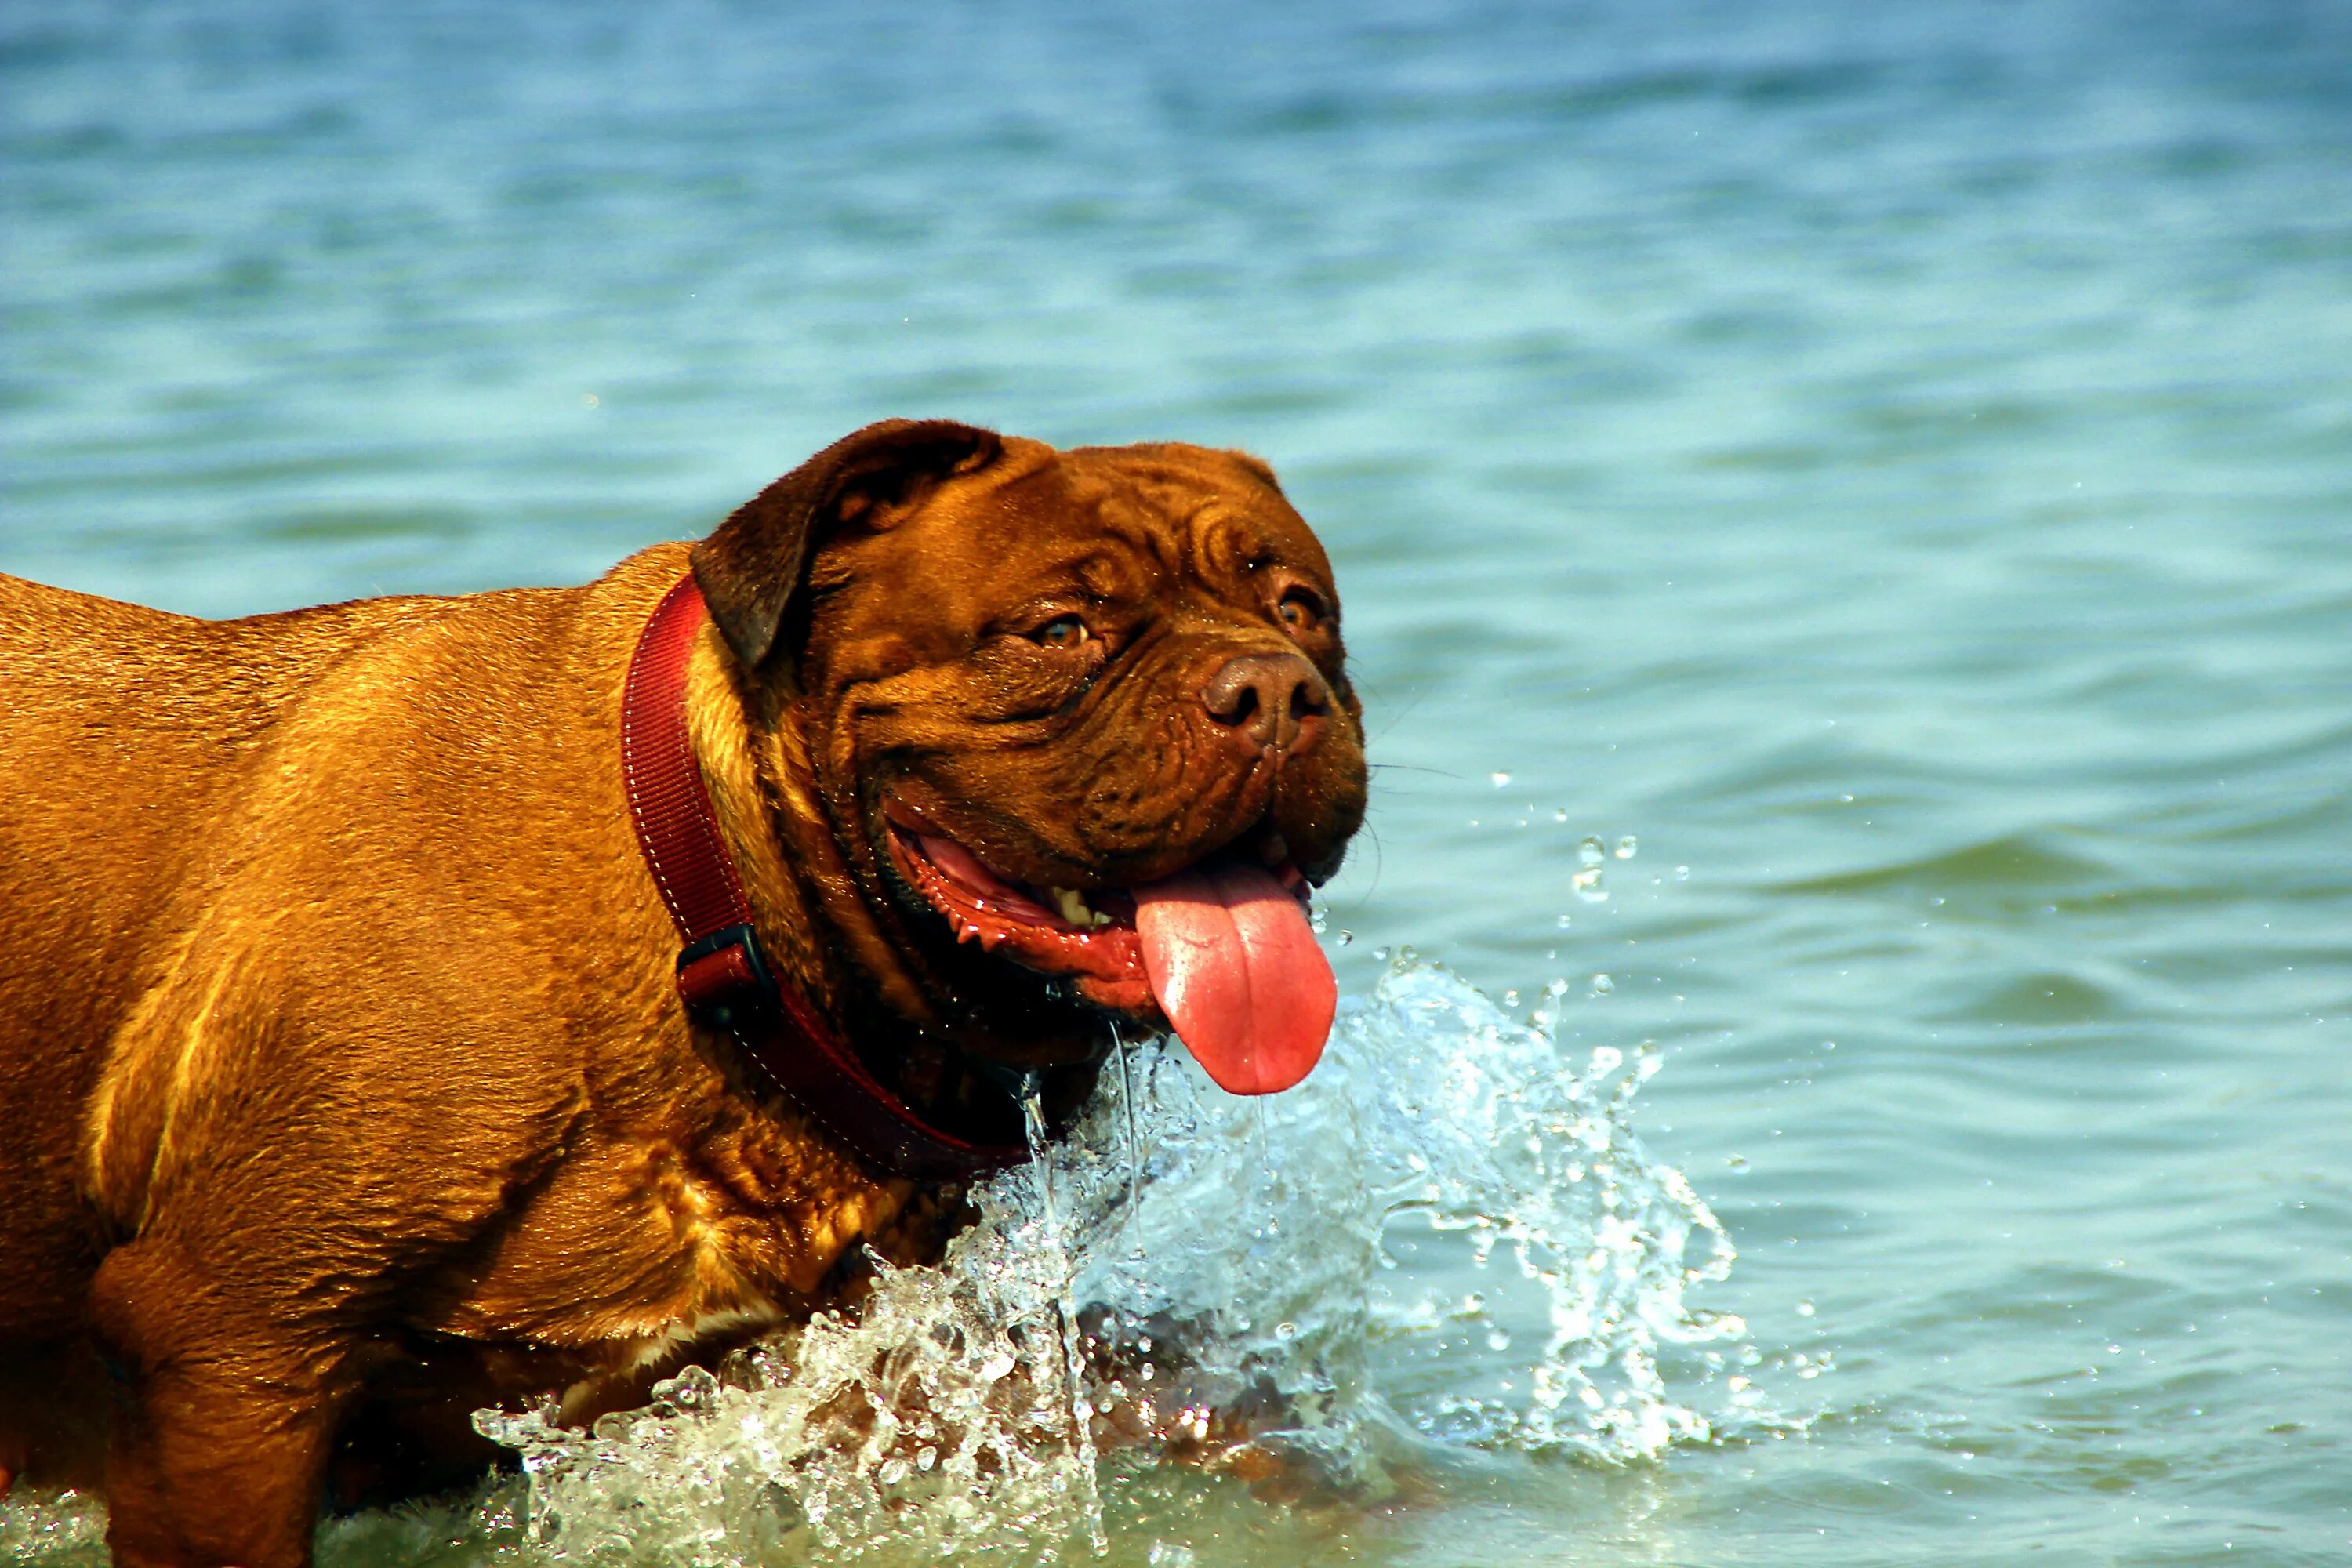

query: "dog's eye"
left=1031, top=615, right=1091, bottom=649
left=1276, top=590, right=1325, bottom=635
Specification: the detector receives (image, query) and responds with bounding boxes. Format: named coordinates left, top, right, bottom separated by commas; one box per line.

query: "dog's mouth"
left=884, top=820, right=1335, bottom=1096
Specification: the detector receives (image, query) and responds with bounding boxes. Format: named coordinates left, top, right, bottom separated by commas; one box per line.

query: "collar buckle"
left=676, top=923, right=780, bottom=1034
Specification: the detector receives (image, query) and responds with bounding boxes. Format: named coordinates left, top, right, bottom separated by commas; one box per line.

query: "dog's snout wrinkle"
left=1200, top=651, right=1329, bottom=755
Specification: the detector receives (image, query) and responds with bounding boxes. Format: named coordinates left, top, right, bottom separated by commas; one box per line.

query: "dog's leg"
left=90, top=1243, right=351, bottom=1568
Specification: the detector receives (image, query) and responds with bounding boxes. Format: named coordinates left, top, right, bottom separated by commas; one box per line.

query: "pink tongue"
left=1131, top=859, right=1336, bottom=1095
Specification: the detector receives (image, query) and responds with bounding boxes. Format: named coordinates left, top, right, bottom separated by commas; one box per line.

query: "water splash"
left=462, top=956, right=1784, bottom=1563
left=0, top=1490, right=105, bottom=1566
left=468, top=1160, right=1128, bottom=1563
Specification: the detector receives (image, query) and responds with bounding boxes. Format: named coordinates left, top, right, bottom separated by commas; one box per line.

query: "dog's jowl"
left=0, top=421, right=1366, bottom=1568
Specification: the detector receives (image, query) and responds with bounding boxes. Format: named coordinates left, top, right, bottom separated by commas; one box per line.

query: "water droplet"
left=1503, top=989, right=1520, bottom=1007
left=1335, top=929, right=1352, bottom=946
left=1589, top=973, right=1613, bottom=995
left=1796, top=1299, right=1817, bottom=1317
left=1615, top=835, right=1638, bottom=860
left=1308, top=906, right=1327, bottom=934
left=1490, top=771, right=1512, bottom=787
left=1555, top=913, right=1573, bottom=929
left=1553, top=807, right=1569, bottom=822
left=1577, top=836, right=1606, bottom=867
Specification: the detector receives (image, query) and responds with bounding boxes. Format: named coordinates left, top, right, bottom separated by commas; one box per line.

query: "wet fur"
left=0, top=423, right=1364, bottom=1566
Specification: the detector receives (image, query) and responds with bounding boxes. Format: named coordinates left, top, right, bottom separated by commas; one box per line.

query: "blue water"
left=5, top=1, right=2350, bottom=1563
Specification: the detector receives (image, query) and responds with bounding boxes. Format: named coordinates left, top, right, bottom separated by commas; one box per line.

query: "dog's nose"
left=1201, top=652, right=1330, bottom=753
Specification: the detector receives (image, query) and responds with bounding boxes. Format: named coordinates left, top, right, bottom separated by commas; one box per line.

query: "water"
left=4, top=1, right=2348, bottom=1563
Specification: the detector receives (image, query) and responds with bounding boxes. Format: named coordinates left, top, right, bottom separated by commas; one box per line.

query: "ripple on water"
left=1772, top=829, right=2124, bottom=906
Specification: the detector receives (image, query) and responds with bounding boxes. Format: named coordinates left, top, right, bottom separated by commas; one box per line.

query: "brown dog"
left=0, top=420, right=1366, bottom=1566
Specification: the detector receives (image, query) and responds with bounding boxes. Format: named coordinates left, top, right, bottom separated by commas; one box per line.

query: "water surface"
left=4, top=1, right=2349, bottom=1563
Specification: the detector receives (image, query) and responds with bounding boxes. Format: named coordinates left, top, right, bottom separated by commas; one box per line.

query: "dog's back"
left=0, top=577, right=441, bottom=1341
left=0, top=563, right=691, bottom=1510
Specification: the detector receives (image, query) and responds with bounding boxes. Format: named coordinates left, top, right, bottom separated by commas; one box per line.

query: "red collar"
left=621, top=573, right=1029, bottom=1180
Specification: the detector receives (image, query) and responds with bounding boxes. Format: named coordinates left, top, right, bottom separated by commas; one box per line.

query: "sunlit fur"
left=788, top=438, right=1366, bottom=1063
left=0, top=425, right=1363, bottom=1566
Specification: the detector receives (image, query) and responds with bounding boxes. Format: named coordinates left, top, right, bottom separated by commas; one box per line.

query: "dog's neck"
left=670, top=612, right=1058, bottom=1161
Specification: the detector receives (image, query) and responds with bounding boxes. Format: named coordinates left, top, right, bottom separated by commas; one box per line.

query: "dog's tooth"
left=1051, top=887, right=1092, bottom=927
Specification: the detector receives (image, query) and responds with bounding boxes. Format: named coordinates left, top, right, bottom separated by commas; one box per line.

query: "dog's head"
left=691, top=419, right=1367, bottom=1094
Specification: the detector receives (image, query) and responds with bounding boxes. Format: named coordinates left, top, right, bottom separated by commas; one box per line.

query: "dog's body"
left=0, top=423, right=1364, bottom=1566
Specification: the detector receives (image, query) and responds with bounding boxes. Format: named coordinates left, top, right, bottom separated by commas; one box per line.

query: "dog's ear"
left=691, top=419, right=1003, bottom=670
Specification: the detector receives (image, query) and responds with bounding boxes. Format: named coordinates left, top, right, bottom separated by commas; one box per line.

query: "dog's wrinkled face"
left=694, top=422, right=1367, bottom=1094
